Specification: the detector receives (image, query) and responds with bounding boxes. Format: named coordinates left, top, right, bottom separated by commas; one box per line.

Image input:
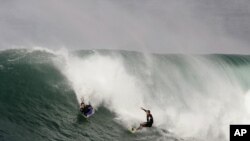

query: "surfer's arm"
left=141, top=107, right=147, bottom=112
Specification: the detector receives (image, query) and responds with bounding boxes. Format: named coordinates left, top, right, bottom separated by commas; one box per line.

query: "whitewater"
left=1, top=48, right=250, bottom=141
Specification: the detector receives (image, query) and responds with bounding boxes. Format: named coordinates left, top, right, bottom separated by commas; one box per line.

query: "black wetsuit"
left=144, top=114, right=153, bottom=127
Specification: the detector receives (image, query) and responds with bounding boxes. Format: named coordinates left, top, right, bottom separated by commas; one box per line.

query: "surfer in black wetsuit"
left=80, top=101, right=93, bottom=116
left=136, top=107, right=153, bottom=130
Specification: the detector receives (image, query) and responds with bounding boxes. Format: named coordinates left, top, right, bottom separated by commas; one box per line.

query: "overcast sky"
left=1, top=0, right=250, bottom=54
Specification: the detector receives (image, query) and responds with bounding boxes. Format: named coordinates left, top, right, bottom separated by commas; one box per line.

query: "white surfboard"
left=129, top=127, right=137, bottom=133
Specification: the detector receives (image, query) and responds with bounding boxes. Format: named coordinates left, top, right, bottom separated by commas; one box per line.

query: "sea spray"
left=54, top=49, right=250, bottom=141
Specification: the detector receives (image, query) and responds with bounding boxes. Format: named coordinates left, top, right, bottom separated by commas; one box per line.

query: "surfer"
left=135, top=107, right=153, bottom=131
left=80, top=101, right=93, bottom=116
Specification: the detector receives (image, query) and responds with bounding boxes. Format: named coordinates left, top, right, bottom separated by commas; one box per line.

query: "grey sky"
left=0, top=0, right=250, bottom=54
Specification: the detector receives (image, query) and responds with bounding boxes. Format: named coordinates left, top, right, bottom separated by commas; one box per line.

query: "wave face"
left=1, top=49, right=250, bottom=141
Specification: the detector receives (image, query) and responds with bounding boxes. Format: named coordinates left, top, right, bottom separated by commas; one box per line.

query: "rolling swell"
left=0, top=49, right=77, bottom=140
left=0, top=50, right=127, bottom=141
left=1, top=49, right=250, bottom=141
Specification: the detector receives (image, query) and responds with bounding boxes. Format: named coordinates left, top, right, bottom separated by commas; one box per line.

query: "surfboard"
left=129, top=127, right=137, bottom=133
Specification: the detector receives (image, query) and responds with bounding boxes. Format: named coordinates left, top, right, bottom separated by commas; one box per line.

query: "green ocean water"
left=1, top=49, right=250, bottom=141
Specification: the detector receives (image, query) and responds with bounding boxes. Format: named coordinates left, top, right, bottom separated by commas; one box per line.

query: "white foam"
left=54, top=49, right=250, bottom=141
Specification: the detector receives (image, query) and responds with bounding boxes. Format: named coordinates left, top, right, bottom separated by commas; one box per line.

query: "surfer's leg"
left=137, top=122, right=146, bottom=130
left=136, top=125, right=142, bottom=130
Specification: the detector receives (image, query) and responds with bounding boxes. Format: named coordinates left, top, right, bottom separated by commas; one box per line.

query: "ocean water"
left=1, top=48, right=250, bottom=141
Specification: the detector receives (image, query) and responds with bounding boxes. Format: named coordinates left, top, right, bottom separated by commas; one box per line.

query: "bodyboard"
left=81, top=108, right=95, bottom=118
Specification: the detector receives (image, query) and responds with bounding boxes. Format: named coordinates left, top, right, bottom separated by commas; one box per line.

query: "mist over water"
left=1, top=0, right=250, bottom=54
left=53, top=49, right=250, bottom=141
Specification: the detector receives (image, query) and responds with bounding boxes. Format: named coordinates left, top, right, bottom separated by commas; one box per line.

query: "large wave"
left=55, top=49, right=250, bottom=141
left=1, top=48, right=250, bottom=141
